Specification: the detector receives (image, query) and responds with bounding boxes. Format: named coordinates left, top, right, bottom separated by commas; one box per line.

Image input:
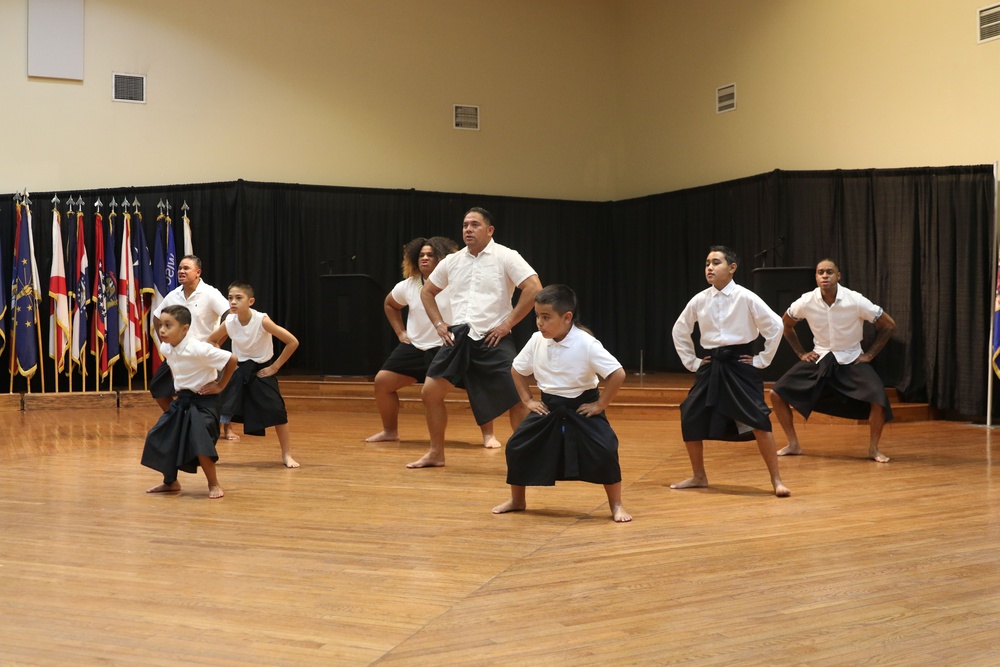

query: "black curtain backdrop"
left=1, top=166, right=994, bottom=417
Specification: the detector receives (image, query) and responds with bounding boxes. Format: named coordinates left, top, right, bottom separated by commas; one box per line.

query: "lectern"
left=752, top=267, right=815, bottom=381
left=319, top=274, right=386, bottom=376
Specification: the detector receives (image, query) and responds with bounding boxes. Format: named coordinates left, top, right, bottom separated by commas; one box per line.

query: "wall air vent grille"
left=454, top=104, right=480, bottom=130
left=716, top=83, right=736, bottom=114
left=980, top=3, right=1000, bottom=43
left=113, top=73, right=146, bottom=103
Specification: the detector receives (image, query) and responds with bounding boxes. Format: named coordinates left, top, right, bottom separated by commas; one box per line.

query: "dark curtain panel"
left=1, top=166, right=994, bottom=416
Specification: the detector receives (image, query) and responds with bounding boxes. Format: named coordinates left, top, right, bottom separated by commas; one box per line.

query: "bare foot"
left=146, top=481, right=181, bottom=493
left=670, top=476, right=708, bottom=489
left=611, top=504, right=632, bottom=522
left=492, top=499, right=526, bottom=514
left=774, top=482, right=792, bottom=497
left=483, top=435, right=502, bottom=449
left=365, top=430, right=399, bottom=443
left=870, top=448, right=890, bottom=463
left=777, top=443, right=802, bottom=456
left=222, top=425, right=241, bottom=441
left=406, top=453, right=445, bottom=468
left=208, top=484, right=225, bottom=499
left=282, top=454, right=301, bottom=468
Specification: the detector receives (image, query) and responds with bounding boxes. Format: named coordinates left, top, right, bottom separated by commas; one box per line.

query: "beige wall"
left=615, top=0, right=1000, bottom=198
left=2, top=0, right=998, bottom=201
left=0, top=0, right=619, bottom=200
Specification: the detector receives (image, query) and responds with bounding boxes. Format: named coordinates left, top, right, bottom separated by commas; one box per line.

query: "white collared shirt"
left=390, top=277, right=454, bottom=351
left=160, top=335, right=234, bottom=391
left=786, top=284, right=883, bottom=364
left=513, top=326, right=622, bottom=399
left=672, top=281, right=783, bottom=372
left=427, top=238, right=537, bottom=341
left=224, top=309, right=274, bottom=363
left=153, top=280, right=229, bottom=342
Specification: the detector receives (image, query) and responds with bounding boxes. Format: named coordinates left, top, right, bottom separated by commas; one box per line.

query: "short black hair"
left=709, top=245, right=739, bottom=265
left=227, top=280, right=255, bottom=298
left=535, top=284, right=577, bottom=317
left=466, top=207, right=494, bottom=226
left=161, top=304, right=192, bottom=326
left=181, top=254, right=202, bottom=270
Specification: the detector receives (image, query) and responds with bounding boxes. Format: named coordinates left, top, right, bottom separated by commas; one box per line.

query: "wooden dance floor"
left=1, top=384, right=999, bottom=665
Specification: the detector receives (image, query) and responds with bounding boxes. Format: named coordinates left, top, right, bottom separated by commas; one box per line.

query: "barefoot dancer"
left=142, top=305, right=237, bottom=499
left=492, top=285, right=631, bottom=522
left=671, top=246, right=791, bottom=498
left=769, top=259, right=896, bottom=462
left=365, top=237, right=500, bottom=448
left=207, top=281, right=301, bottom=468
left=409, top=208, right=542, bottom=468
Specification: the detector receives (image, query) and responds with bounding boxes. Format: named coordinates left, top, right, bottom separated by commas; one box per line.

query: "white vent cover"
left=454, top=104, right=480, bottom=130
left=716, top=83, right=736, bottom=114
left=979, top=3, right=1000, bottom=43
left=113, top=73, right=146, bottom=103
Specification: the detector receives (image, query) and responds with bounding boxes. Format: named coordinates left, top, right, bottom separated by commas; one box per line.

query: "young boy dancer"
left=769, top=259, right=896, bottom=462
left=670, top=246, right=791, bottom=497
left=207, top=281, right=300, bottom=468
left=142, top=305, right=238, bottom=499
left=492, top=284, right=631, bottom=522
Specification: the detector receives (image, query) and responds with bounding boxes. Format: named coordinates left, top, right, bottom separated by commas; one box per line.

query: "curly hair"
left=402, top=236, right=459, bottom=279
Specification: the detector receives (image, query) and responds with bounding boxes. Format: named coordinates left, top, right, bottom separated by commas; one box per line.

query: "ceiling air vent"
left=113, top=73, right=146, bottom=103
left=979, top=3, right=1000, bottom=43
left=454, top=104, right=480, bottom=130
left=716, top=83, right=736, bottom=114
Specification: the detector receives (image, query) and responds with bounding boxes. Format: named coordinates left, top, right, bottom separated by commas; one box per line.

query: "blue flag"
left=11, top=201, right=39, bottom=378
left=166, top=215, right=178, bottom=293
left=104, top=210, right=120, bottom=370
left=67, top=209, right=89, bottom=370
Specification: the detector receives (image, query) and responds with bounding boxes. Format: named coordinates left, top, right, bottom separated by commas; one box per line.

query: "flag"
left=118, top=211, right=143, bottom=376
left=130, top=210, right=154, bottom=364
left=182, top=208, right=194, bottom=256
left=993, top=246, right=1000, bottom=378
left=151, top=213, right=168, bottom=371
left=92, top=210, right=110, bottom=379
left=11, top=200, right=40, bottom=378
left=48, top=208, right=71, bottom=374
left=166, top=213, right=178, bottom=292
left=0, top=211, right=6, bottom=359
left=68, top=208, right=89, bottom=371
left=104, top=210, right=120, bottom=371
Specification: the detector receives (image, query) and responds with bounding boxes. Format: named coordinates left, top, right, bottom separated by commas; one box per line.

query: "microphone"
left=754, top=237, right=786, bottom=265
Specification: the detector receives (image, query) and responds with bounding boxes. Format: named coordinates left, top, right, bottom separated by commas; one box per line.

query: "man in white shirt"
left=149, top=255, right=230, bottom=411
left=410, top=207, right=542, bottom=468
left=769, top=259, right=896, bottom=462
left=671, top=246, right=791, bottom=497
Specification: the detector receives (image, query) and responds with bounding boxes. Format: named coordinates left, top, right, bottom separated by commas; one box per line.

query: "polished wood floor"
left=1, top=398, right=999, bottom=665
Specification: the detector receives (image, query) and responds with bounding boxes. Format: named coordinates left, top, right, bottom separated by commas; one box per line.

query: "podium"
left=319, top=274, right=386, bottom=376
left=752, top=267, right=815, bottom=381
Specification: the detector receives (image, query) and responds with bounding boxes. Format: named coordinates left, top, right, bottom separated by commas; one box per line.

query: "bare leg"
left=409, top=377, right=452, bottom=468
left=671, top=440, right=709, bottom=489
left=199, top=456, right=224, bottom=499
left=753, top=429, right=791, bottom=497
left=146, top=480, right=181, bottom=493
left=508, top=402, right=529, bottom=431
left=770, top=391, right=802, bottom=456
left=223, top=423, right=241, bottom=441
left=275, top=423, right=299, bottom=468
left=480, top=420, right=501, bottom=448
left=604, top=482, right=632, bottom=522
left=366, top=370, right=414, bottom=442
left=492, top=485, right=527, bottom=513
left=868, top=403, right=889, bottom=462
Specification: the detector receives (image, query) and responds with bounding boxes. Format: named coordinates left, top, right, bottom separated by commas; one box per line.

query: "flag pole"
left=988, top=160, right=999, bottom=427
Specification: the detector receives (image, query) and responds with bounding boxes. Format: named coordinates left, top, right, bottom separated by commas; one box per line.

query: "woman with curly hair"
left=366, top=236, right=500, bottom=447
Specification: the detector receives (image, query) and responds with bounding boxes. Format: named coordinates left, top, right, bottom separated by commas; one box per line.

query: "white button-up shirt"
left=390, top=277, right=454, bottom=351
left=153, top=279, right=230, bottom=342
left=513, top=326, right=623, bottom=399
left=672, top=281, right=783, bottom=372
left=786, top=285, right=883, bottom=364
left=427, top=239, right=537, bottom=341
left=160, top=335, right=234, bottom=392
